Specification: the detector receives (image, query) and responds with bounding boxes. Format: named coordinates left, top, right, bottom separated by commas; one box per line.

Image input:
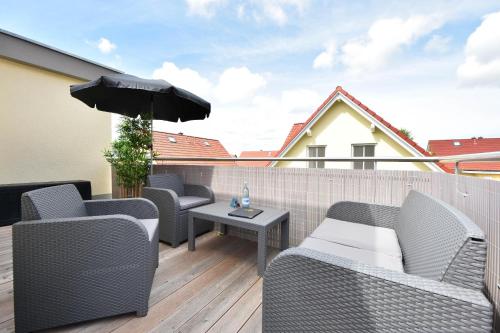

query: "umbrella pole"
left=150, top=101, right=154, bottom=175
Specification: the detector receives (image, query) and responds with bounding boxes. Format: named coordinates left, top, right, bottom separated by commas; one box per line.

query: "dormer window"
left=453, top=141, right=461, bottom=146
left=168, top=136, right=176, bottom=143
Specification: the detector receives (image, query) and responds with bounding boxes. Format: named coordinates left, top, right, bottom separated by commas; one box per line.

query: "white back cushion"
left=310, top=218, right=402, bottom=260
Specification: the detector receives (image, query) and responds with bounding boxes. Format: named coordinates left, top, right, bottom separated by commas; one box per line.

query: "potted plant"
left=104, top=114, right=156, bottom=198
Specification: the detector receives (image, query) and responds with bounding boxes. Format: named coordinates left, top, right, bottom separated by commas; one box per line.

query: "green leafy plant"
left=399, top=128, right=414, bottom=140
left=104, top=114, right=157, bottom=197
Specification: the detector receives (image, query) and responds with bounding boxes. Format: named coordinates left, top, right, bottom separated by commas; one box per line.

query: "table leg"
left=188, top=216, right=195, bottom=251
left=220, top=223, right=227, bottom=235
left=280, top=218, right=289, bottom=250
left=257, top=229, right=267, bottom=276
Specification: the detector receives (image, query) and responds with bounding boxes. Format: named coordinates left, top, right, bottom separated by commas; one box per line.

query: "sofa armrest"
left=263, top=247, right=492, bottom=332
left=326, top=201, right=400, bottom=229
left=84, top=198, right=158, bottom=219
left=184, top=184, right=214, bottom=202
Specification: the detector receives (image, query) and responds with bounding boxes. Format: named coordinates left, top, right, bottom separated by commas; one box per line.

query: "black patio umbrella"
left=70, top=73, right=211, bottom=172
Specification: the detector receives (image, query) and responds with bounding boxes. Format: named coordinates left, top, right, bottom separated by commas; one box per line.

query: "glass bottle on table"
left=242, top=181, right=250, bottom=208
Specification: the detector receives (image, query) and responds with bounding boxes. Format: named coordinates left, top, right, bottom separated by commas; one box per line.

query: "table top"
left=188, top=201, right=289, bottom=229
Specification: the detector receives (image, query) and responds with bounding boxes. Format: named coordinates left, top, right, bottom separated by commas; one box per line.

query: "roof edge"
left=0, top=28, right=122, bottom=81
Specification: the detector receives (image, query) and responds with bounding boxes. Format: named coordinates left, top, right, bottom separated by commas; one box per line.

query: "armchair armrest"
left=263, top=248, right=492, bottom=332
left=13, top=215, right=151, bottom=267
left=327, top=201, right=400, bottom=229
left=142, top=187, right=180, bottom=213
left=84, top=198, right=158, bottom=219
left=184, top=184, right=215, bottom=202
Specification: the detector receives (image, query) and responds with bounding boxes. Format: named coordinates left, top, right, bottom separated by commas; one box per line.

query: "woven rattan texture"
left=396, top=191, right=486, bottom=289
left=144, top=174, right=215, bottom=247
left=326, top=201, right=400, bottom=229
left=263, top=248, right=492, bottom=332
left=14, top=185, right=159, bottom=332
left=21, top=184, right=87, bottom=219
left=148, top=173, right=184, bottom=196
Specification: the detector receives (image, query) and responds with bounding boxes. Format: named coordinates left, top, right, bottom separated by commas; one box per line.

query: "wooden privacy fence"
left=153, top=164, right=500, bottom=327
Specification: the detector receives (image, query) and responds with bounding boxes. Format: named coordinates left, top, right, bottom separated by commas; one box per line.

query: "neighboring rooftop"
left=277, top=86, right=431, bottom=158
left=0, top=28, right=121, bottom=80
left=273, top=86, right=446, bottom=171
left=153, top=131, right=235, bottom=166
left=428, top=137, right=500, bottom=173
left=237, top=150, right=278, bottom=167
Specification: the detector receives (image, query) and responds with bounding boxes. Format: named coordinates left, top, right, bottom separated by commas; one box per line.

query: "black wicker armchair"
left=142, top=173, right=214, bottom=247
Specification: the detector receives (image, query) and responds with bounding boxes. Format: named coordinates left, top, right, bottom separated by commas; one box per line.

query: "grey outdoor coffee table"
left=188, top=201, right=290, bottom=276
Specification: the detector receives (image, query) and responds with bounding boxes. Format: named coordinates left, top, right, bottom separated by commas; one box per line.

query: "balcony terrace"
left=1, top=153, right=499, bottom=332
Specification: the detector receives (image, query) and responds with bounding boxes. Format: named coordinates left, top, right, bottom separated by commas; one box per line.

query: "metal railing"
left=154, top=151, right=500, bottom=173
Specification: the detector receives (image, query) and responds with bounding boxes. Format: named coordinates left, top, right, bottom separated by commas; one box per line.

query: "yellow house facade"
left=0, top=29, right=121, bottom=196
left=272, top=86, right=443, bottom=172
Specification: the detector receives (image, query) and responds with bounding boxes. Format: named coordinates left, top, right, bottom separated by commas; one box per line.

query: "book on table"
left=228, top=207, right=263, bottom=219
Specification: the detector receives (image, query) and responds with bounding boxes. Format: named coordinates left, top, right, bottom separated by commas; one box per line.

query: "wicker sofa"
left=13, top=184, right=159, bottom=332
left=263, top=190, right=492, bottom=332
left=143, top=174, right=214, bottom=247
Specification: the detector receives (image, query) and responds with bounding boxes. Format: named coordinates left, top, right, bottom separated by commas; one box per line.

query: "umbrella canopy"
left=70, top=73, right=210, bottom=121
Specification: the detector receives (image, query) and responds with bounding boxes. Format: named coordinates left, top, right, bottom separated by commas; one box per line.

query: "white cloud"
left=184, top=0, right=308, bottom=24
left=262, top=0, right=309, bottom=25
left=313, top=42, right=337, bottom=69
left=152, top=63, right=266, bottom=104
left=457, top=11, right=500, bottom=87
left=424, top=34, right=452, bottom=54
left=97, top=37, right=116, bottom=54
left=150, top=61, right=320, bottom=153
left=280, top=89, right=322, bottom=114
left=237, top=4, right=245, bottom=19
left=214, top=67, right=267, bottom=103
left=185, top=0, right=224, bottom=18
left=340, top=15, right=443, bottom=73
left=152, top=62, right=212, bottom=99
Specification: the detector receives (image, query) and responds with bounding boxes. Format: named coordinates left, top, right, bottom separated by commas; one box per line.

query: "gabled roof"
left=153, top=131, right=235, bottom=166
left=273, top=86, right=444, bottom=171
left=237, top=150, right=278, bottom=167
left=428, top=138, right=500, bottom=172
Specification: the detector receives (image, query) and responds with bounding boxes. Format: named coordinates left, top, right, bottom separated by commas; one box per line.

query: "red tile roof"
left=275, top=86, right=446, bottom=171
left=237, top=150, right=278, bottom=167
left=428, top=138, right=500, bottom=172
left=153, top=131, right=235, bottom=166
left=279, top=123, right=304, bottom=152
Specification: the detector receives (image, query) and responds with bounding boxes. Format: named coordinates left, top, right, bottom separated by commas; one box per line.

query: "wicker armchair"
left=13, top=184, right=159, bottom=332
left=142, top=173, right=214, bottom=247
left=263, top=190, right=493, bottom=332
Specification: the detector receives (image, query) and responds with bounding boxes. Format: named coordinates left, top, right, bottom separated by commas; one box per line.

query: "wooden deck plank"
left=112, top=242, right=256, bottom=333
left=238, top=304, right=262, bottom=333
left=0, top=226, right=266, bottom=333
left=175, top=267, right=259, bottom=333
left=206, top=279, right=263, bottom=333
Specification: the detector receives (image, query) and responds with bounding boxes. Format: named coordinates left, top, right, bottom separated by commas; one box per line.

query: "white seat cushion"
left=310, top=218, right=402, bottom=260
left=138, top=218, right=158, bottom=241
left=300, top=237, right=404, bottom=272
left=179, top=196, right=211, bottom=210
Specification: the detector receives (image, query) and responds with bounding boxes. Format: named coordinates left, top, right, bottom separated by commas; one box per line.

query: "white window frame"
left=307, top=145, right=326, bottom=169
left=352, top=144, right=376, bottom=170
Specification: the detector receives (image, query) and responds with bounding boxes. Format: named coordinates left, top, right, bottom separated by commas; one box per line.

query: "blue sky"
left=2, top=0, right=500, bottom=154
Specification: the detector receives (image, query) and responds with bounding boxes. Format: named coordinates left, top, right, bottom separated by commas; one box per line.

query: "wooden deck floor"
left=0, top=226, right=273, bottom=333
